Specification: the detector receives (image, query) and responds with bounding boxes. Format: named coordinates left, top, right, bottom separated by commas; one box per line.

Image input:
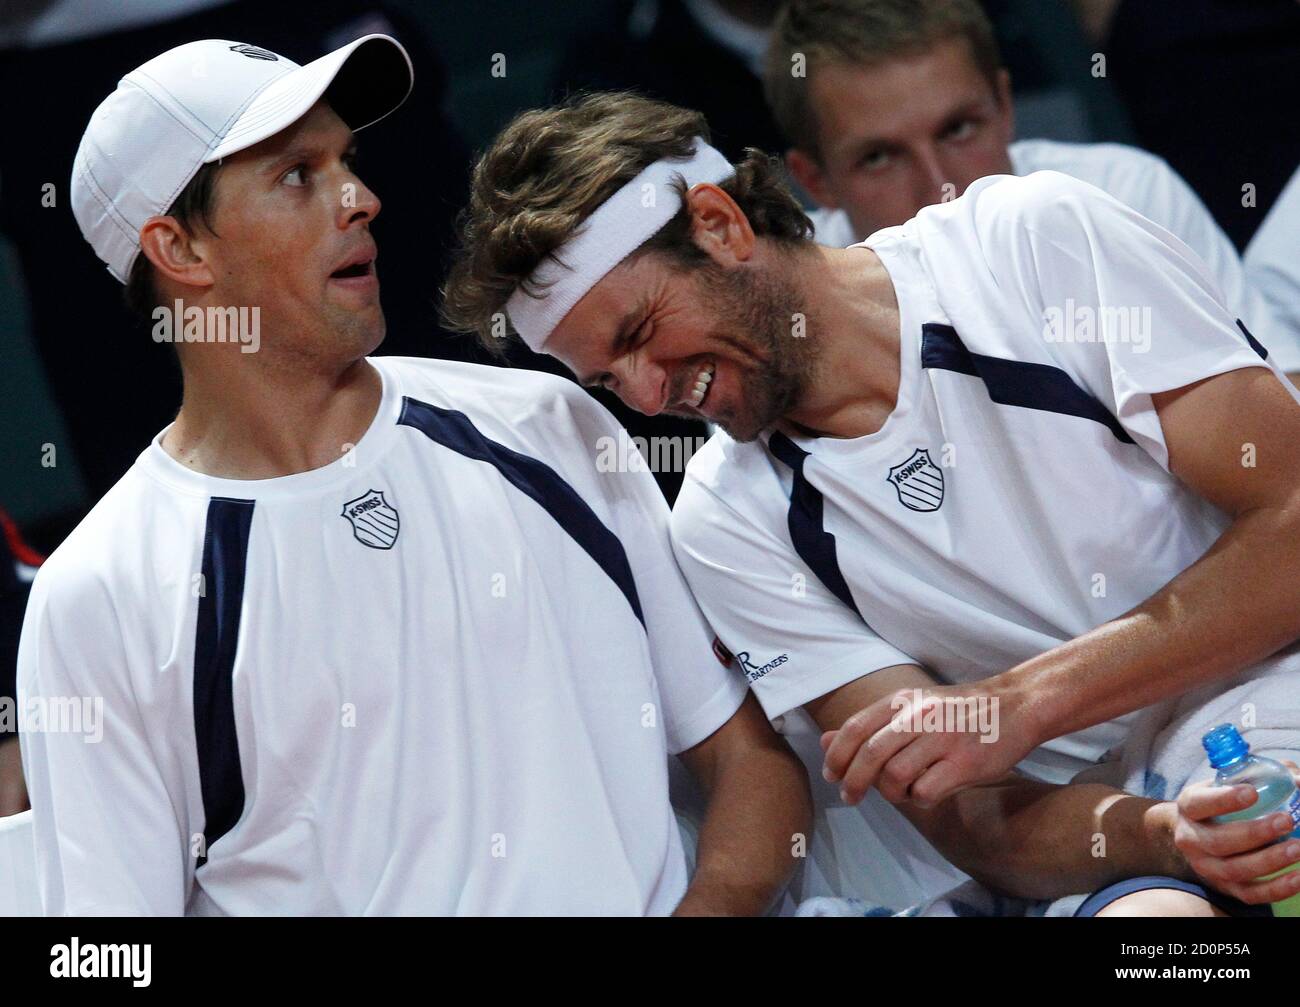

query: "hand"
left=1171, top=760, right=1300, bottom=906
left=0, top=736, right=29, bottom=817
left=820, top=679, right=1040, bottom=808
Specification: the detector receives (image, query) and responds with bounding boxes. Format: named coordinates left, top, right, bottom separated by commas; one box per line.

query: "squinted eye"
left=859, top=149, right=891, bottom=172
left=282, top=165, right=308, bottom=187
left=944, top=119, right=977, bottom=142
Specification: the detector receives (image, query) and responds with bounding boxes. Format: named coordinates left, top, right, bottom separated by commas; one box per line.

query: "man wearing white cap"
left=442, top=91, right=1300, bottom=915
left=18, top=39, right=810, bottom=916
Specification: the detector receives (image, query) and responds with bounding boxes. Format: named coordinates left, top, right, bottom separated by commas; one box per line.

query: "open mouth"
left=684, top=360, right=715, bottom=411
left=330, top=260, right=374, bottom=280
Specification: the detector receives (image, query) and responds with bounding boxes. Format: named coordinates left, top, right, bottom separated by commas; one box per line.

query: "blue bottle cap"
left=1202, top=723, right=1249, bottom=769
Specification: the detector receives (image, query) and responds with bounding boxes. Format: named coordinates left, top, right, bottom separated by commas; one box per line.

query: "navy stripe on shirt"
left=767, top=431, right=862, bottom=618
left=194, top=496, right=254, bottom=868
left=1236, top=319, right=1269, bottom=360
left=398, top=396, right=645, bottom=628
left=920, top=322, right=1135, bottom=444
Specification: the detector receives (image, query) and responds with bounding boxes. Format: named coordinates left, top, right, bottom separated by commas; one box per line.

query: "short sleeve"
left=975, top=171, right=1282, bottom=470
left=17, top=559, right=191, bottom=915
left=561, top=391, right=747, bottom=754
left=670, top=467, right=915, bottom=724
left=1112, top=151, right=1300, bottom=374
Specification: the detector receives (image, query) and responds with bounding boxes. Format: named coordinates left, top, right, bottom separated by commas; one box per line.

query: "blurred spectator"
left=763, top=0, right=1300, bottom=378
left=553, top=0, right=786, bottom=162
left=0, top=507, right=41, bottom=817
left=1093, top=0, right=1300, bottom=249
left=1246, top=162, right=1300, bottom=362
left=0, top=0, right=473, bottom=516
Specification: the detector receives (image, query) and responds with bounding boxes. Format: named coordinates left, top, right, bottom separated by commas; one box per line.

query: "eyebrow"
left=578, top=300, right=647, bottom=386
left=835, top=99, right=990, bottom=160
left=263, top=137, right=358, bottom=176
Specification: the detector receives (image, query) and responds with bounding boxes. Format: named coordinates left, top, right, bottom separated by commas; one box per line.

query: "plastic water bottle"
left=1202, top=724, right=1300, bottom=917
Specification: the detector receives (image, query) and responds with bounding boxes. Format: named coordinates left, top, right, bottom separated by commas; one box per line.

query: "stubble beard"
left=697, top=258, right=818, bottom=443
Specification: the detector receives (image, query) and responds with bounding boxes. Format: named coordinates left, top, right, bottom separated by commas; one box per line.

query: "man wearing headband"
left=18, top=43, right=808, bottom=916
left=442, top=91, right=1300, bottom=915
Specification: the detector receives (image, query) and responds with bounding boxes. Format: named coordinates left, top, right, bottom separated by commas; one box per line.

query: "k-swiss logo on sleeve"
left=341, top=489, right=400, bottom=549
left=887, top=448, right=944, bottom=512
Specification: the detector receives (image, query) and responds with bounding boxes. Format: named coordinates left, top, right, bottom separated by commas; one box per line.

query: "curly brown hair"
left=440, top=91, right=813, bottom=351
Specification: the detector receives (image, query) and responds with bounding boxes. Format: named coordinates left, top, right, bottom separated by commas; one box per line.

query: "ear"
left=684, top=182, right=755, bottom=267
left=786, top=147, right=837, bottom=209
left=138, top=215, right=215, bottom=291
left=994, top=68, right=1015, bottom=145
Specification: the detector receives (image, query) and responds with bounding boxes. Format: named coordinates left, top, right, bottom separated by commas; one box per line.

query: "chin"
left=358, top=314, right=386, bottom=356
left=714, top=409, right=767, bottom=444
left=328, top=306, right=386, bottom=359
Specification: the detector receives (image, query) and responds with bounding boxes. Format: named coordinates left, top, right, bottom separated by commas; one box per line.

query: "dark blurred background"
left=2, top=0, right=1299, bottom=556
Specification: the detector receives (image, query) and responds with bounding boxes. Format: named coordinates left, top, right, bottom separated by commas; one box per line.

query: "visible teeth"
left=687, top=363, right=715, bottom=408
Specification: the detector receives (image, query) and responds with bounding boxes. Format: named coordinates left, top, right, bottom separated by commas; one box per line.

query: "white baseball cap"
left=72, top=34, right=413, bottom=283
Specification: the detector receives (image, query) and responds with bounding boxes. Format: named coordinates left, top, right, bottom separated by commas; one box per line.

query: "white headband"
left=505, top=138, right=736, bottom=352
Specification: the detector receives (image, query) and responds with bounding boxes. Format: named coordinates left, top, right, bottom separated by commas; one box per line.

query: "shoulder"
left=671, top=431, right=774, bottom=545
left=379, top=356, right=643, bottom=499
left=26, top=472, right=154, bottom=624
left=375, top=354, right=579, bottom=404
left=968, top=169, right=1112, bottom=220
left=377, top=355, right=613, bottom=439
left=921, top=170, right=1134, bottom=261
left=678, top=428, right=771, bottom=498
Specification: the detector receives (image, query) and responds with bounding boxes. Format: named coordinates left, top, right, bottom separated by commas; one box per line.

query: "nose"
left=617, top=363, right=670, bottom=417
left=913, top=147, right=952, bottom=208
left=340, top=174, right=381, bottom=227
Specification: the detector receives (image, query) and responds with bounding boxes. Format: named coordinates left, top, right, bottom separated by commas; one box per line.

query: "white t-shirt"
left=808, top=138, right=1300, bottom=373
left=18, top=356, right=746, bottom=916
left=673, top=171, right=1297, bottom=786
left=1245, top=162, right=1300, bottom=366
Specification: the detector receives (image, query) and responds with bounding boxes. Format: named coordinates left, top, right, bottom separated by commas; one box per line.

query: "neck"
left=162, top=344, right=382, bottom=480
left=781, top=244, right=901, bottom=439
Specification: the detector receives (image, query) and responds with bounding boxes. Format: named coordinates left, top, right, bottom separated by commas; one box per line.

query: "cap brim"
left=205, top=33, right=412, bottom=163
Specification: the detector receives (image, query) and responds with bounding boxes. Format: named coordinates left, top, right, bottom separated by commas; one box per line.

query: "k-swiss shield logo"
left=887, top=448, right=944, bottom=512
left=341, top=489, right=400, bottom=549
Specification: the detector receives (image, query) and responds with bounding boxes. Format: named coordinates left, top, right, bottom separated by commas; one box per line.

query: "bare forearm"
left=675, top=744, right=811, bottom=916
left=918, top=777, right=1189, bottom=901
left=0, top=738, right=28, bottom=817
left=1001, top=501, right=1300, bottom=744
